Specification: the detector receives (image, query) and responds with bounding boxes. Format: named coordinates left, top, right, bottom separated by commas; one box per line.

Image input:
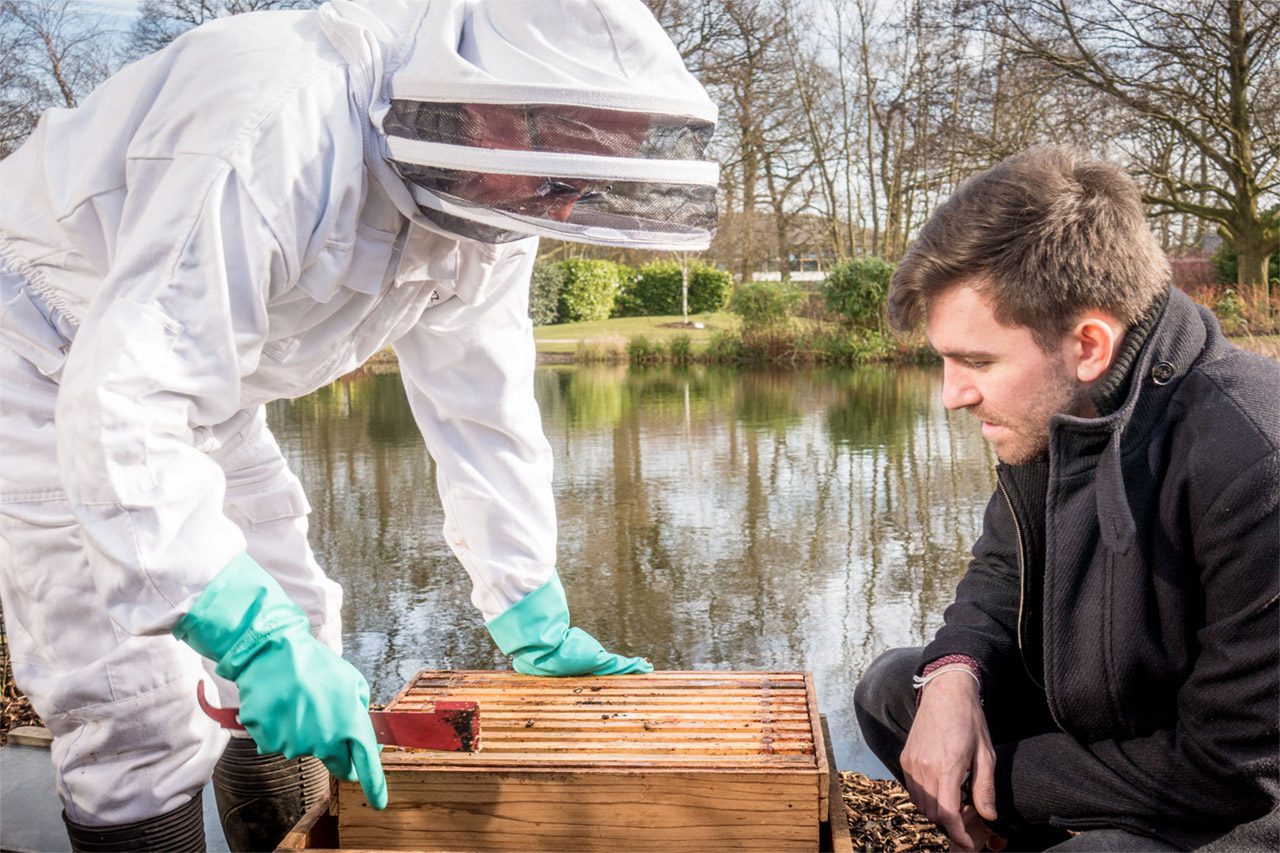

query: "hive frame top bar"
left=380, top=670, right=829, bottom=774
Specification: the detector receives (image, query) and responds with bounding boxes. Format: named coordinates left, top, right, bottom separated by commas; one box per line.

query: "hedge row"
left=528, top=259, right=733, bottom=325
left=613, top=261, right=734, bottom=317
left=725, top=256, right=895, bottom=331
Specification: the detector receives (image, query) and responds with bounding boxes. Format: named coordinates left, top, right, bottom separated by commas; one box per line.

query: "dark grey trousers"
left=852, top=646, right=1179, bottom=852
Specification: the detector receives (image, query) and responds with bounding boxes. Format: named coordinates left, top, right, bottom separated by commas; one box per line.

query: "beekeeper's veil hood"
left=380, top=0, right=719, bottom=250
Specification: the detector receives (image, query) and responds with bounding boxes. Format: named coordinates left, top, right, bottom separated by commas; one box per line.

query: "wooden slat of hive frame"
left=336, top=670, right=828, bottom=851
left=382, top=670, right=821, bottom=764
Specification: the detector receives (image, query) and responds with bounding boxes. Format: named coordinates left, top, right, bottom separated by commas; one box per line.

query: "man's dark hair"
left=888, top=145, right=1169, bottom=349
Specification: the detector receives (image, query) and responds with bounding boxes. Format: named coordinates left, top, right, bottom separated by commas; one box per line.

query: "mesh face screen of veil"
left=387, top=103, right=720, bottom=249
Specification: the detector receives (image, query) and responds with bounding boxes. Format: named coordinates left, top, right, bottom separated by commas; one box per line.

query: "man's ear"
left=1070, top=313, right=1123, bottom=384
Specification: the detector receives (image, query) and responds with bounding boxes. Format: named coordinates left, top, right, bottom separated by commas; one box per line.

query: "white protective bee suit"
left=0, top=0, right=717, bottom=826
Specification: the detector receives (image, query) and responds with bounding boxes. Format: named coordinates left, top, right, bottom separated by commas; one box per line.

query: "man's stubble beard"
left=976, top=361, right=1089, bottom=465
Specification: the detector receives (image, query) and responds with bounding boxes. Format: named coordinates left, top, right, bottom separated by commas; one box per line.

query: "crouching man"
left=855, top=145, right=1278, bottom=851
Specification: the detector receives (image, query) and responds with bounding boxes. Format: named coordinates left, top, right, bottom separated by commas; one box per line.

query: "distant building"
left=750, top=270, right=827, bottom=283
left=1167, top=248, right=1221, bottom=306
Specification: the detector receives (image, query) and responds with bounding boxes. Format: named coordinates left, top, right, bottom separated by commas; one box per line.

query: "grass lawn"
left=533, top=312, right=739, bottom=354
left=1230, top=333, right=1280, bottom=360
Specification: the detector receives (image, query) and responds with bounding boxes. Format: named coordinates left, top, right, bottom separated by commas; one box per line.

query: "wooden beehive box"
left=281, top=670, right=841, bottom=852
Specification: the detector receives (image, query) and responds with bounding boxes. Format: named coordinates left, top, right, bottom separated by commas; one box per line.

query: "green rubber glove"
left=485, top=571, right=652, bottom=676
left=173, top=553, right=387, bottom=810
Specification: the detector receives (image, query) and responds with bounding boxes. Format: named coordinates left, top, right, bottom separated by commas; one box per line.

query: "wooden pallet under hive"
left=280, top=669, right=848, bottom=852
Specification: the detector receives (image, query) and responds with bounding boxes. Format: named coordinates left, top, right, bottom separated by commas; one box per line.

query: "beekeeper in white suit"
left=0, top=0, right=718, bottom=849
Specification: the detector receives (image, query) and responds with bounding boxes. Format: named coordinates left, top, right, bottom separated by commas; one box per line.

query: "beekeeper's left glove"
left=485, top=570, right=652, bottom=676
left=173, top=552, right=388, bottom=809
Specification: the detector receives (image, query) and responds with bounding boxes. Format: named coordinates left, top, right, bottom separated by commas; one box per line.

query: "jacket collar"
left=1050, top=286, right=1216, bottom=462
left=1089, top=288, right=1168, bottom=417
left=1046, top=287, right=1221, bottom=551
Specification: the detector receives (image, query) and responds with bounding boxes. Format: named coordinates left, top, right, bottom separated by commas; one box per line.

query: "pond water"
left=267, top=363, right=999, bottom=777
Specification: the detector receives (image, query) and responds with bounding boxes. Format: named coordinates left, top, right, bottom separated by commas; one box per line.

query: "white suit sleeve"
left=56, top=155, right=285, bottom=635
left=390, top=240, right=556, bottom=621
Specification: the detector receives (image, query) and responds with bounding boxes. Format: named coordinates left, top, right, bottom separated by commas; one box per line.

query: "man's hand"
left=900, top=670, right=998, bottom=851
left=956, top=805, right=1007, bottom=853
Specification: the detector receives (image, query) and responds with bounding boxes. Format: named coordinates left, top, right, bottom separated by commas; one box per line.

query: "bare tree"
left=816, top=0, right=872, bottom=256
left=783, top=0, right=847, bottom=261
left=693, top=0, right=817, bottom=280
left=992, top=0, right=1280, bottom=309
left=0, top=0, right=116, bottom=156
left=643, top=0, right=735, bottom=72
left=850, top=0, right=965, bottom=259
left=130, top=0, right=315, bottom=59
left=0, top=4, right=44, bottom=154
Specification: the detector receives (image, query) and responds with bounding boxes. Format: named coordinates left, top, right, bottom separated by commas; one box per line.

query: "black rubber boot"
left=63, top=791, right=205, bottom=852
left=212, top=736, right=329, bottom=852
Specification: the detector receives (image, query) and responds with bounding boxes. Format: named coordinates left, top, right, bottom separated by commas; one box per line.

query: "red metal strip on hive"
left=370, top=702, right=480, bottom=752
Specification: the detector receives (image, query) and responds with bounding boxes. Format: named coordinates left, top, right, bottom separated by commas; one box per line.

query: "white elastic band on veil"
left=388, top=82, right=718, bottom=124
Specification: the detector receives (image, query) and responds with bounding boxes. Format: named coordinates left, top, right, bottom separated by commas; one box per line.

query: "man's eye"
left=962, top=359, right=990, bottom=369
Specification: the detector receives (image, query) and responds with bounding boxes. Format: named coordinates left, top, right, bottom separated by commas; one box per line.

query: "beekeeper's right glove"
left=173, top=552, right=387, bottom=810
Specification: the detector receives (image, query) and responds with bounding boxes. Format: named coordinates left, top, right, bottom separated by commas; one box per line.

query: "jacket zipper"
left=996, top=470, right=1044, bottom=689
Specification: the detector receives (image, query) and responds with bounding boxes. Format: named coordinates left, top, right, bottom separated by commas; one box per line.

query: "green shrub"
left=528, top=262, right=566, bottom=326
left=736, top=327, right=800, bottom=363
left=687, top=264, right=734, bottom=314
left=704, top=330, right=741, bottom=363
left=812, top=328, right=896, bottom=365
left=814, top=329, right=858, bottom=364
left=667, top=333, right=694, bottom=363
left=1214, top=288, right=1248, bottom=334
left=617, top=261, right=735, bottom=317
left=575, top=335, right=627, bottom=362
left=611, top=282, right=643, bottom=318
left=821, top=256, right=894, bottom=331
left=729, top=281, right=804, bottom=331
left=794, top=290, right=833, bottom=322
left=608, top=264, right=646, bottom=318
left=621, top=262, right=682, bottom=316
left=558, top=259, right=627, bottom=322
left=626, top=335, right=659, bottom=364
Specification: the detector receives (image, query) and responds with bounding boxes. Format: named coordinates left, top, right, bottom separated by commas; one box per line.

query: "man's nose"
left=941, top=364, right=981, bottom=411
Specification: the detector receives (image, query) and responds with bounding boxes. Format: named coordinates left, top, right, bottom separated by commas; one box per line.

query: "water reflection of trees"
left=734, top=369, right=803, bottom=432
left=544, top=366, right=995, bottom=773
left=269, top=365, right=998, bottom=774
left=535, top=365, right=741, bottom=432
left=268, top=373, right=506, bottom=701
left=824, top=367, right=922, bottom=448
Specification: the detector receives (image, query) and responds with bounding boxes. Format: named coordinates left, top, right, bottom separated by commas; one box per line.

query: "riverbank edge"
left=362, top=333, right=1280, bottom=368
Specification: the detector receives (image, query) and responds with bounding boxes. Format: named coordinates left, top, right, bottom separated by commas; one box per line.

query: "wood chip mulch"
left=841, top=770, right=949, bottom=852
left=1, top=618, right=43, bottom=746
